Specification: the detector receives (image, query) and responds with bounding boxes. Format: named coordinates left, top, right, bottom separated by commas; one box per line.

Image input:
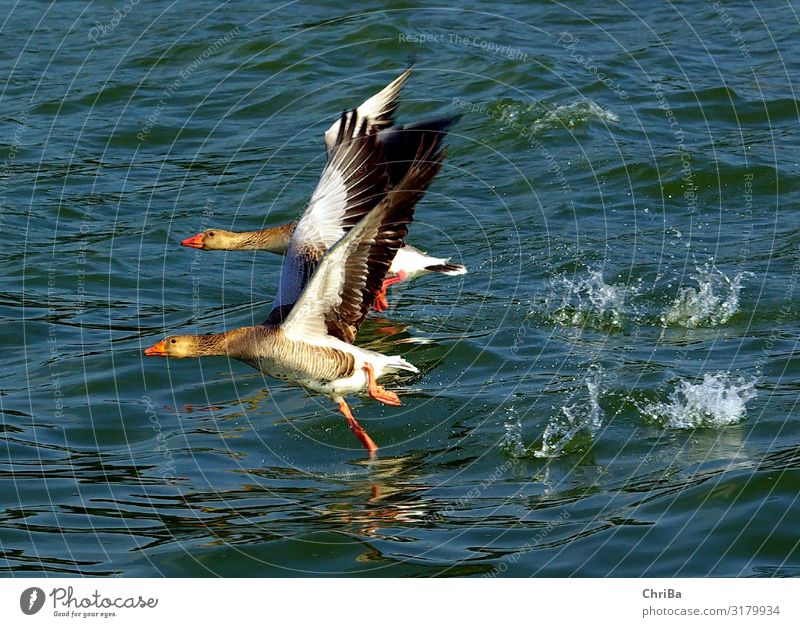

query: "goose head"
left=180, top=229, right=237, bottom=250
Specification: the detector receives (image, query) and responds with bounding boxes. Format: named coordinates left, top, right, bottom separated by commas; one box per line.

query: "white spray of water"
left=641, top=372, right=757, bottom=429
left=501, top=406, right=527, bottom=458
left=493, top=99, right=620, bottom=134
left=545, top=270, right=635, bottom=329
left=530, top=100, right=620, bottom=132
left=535, top=366, right=604, bottom=458
left=662, top=264, right=747, bottom=328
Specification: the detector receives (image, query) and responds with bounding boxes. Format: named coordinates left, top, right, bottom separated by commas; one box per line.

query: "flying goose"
left=180, top=66, right=465, bottom=311
left=145, top=110, right=446, bottom=455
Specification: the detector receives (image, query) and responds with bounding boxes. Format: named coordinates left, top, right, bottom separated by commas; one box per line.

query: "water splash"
left=490, top=98, right=620, bottom=135
left=534, top=366, right=604, bottom=458
left=641, top=372, right=757, bottom=429
left=544, top=269, right=635, bottom=329
left=530, top=99, right=620, bottom=132
left=662, top=265, right=747, bottom=328
left=501, top=406, right=527, bottom=458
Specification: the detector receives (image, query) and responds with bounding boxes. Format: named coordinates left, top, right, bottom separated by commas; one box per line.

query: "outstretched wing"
left=323, top=65, right=413, bottom=156
left=279, top=142, right=446, bottom=344
left=377, top=115, right=459, bottom=187
left=269, top=109, right=389, bottom=316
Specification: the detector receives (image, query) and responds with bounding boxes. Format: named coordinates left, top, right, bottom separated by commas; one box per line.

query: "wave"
left=485, top=98, right=620, bottom=135
left=530, top=99, right=620, bottom=132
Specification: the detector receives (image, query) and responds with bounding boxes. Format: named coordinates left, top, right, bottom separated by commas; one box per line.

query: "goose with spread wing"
left=144, top=110, right=445, bottom=455
left=180, top=66, right=465, bottom=311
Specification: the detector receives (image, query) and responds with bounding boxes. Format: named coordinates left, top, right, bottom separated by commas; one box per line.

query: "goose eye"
left=170, top=339, right=177, bottom=344
left=208, top=231, right=215, bottom=237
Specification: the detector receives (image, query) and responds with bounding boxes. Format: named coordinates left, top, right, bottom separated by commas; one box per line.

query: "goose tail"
left=425, top=261, right=467, bottom=276
left=384, top=354, right=419, bottom=375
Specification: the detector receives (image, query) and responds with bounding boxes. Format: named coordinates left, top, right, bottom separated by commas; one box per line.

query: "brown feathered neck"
left=222, top=222, right=296, bottom=253
left=186, top=326, right=272, bottom=357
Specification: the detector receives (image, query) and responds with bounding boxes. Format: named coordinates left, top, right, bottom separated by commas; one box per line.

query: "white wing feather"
left=272, top=115, right=386, bottom=311
left=281, top=218, right=370, bottom=342
left=323, top=66, right=413, bottom=156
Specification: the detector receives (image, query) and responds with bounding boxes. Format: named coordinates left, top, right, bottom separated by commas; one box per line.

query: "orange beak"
left=181, top=233, right=205, bottom=249
left=144, top=339, right=167, bottom=356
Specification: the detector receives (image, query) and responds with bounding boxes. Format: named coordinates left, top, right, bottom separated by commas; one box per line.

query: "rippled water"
left=3, top=1, right=800, bottom=576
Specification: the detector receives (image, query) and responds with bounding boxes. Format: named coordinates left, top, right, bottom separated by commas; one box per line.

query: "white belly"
left=249, top=337, right=416, bottom=400
left=298, top=368, right=369, bottom=398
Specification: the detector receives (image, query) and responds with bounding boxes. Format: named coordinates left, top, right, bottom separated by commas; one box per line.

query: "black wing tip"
left=329, top=111, right=387, bottom=194
left=412, top=114, right=461, bottom=136
left=378, top=113, right=458, bottom=186
left=333, top=109, right=358, bottom=150
left=333, top=109, right=349, bottom=147
left=425, top=261, right=466, bottom=275
left=333, top=107, right=372, bottom=151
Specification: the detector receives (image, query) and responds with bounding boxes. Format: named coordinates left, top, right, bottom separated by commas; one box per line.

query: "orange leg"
left=337, top=398, right=378, bottom=457
left=364, top=363, right=401, bottom=407
left=372, top=271, right=407, bottom=312
left=373, top=288, right=389, bottom=313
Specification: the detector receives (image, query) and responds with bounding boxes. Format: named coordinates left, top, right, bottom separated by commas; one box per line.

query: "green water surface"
left=2, top=1, right=799, bottom=576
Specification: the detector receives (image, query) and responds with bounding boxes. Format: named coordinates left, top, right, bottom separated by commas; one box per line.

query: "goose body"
left=180, top=66, right=465, bottom=309
left=275, top=339, right=418, bottom=399
left=146, top=110, right=447, bottom=455
left=188, top=325, right=415, bottom=398
left=391, top=244, right=466, bottom=281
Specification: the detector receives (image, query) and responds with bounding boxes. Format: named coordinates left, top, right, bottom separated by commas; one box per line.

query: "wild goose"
left=145, top=110, right=446, bottom=455
left=180, top=66, right=465, bottom=311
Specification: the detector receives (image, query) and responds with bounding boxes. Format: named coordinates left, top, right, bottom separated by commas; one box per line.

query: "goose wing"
left=269, top=109, right=389, bottom=317
left=323, top=66, right=413, bottom=157
left=278, top=142, right=445, bottom=344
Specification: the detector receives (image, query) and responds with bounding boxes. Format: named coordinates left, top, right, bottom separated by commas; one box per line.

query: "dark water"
left=2, top=1, right=800, bottom=576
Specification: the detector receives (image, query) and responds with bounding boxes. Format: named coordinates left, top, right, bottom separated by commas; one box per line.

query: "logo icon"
left=20, top=587, right=45, bottom=615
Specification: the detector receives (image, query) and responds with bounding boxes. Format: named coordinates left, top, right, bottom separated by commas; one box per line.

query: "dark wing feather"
left=280, top=141, right=446, bottom=343
left=377, top=115, right=460, bottom=187
left=332, top=146, right=445, bottom=333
